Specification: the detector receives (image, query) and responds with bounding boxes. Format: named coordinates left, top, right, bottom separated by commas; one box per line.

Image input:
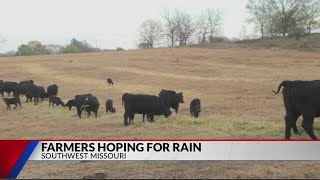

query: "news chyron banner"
left=1, top=140, right=320, bottom=178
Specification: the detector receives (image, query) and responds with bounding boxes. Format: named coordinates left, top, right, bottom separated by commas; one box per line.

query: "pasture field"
left=1, top=48, right=320, bottom=178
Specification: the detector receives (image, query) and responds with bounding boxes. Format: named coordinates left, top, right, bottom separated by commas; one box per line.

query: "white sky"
left=0, top=0, right=253, bottom=53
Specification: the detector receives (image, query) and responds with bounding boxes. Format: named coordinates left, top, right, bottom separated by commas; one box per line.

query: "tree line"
left=138, top=8, right=224, bottom=48
left=138, top=0, right=320, bottom=48
left=0, top=38, right=124, bottom=57
left=15, top=38, right=110, bottom=56
left=246, top=0, right=320, bottom=39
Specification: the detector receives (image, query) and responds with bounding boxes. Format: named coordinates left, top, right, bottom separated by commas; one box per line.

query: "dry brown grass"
left=1, top=48, right=320, bottom=178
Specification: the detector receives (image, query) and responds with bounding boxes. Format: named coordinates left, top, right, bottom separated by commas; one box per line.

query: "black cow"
left=75, top=94, right=99, bottom=118
left=2, top=97, right=21, bottom=110
left=46, top=84, right=58, bottom=97
left=190, top=98, right=201, bottom=118
left=82, top=96, right=100, bottom=118
left=273, top=80, right=320, bottom=140
left=122, top=93, right=172, bottom=126
left=107, top=78, right=114, bottom=85
left=25, top=85, right=43, bottom=105
left=14, top=83, right=33, bottom=96
left=19, top=80, right=34, bottom=85
left=13, top=83, right=34, bottom=102
left=66, top=99, right=77, bottom=110
left=49, top=96, right=65, bottom=107
left=1, top=81, right=18, bottom=97
left=106, top=99, right=116, bottom=113
left=37, top=86, right=46, bottom=101
left=159, top=89, right=184, bottom=113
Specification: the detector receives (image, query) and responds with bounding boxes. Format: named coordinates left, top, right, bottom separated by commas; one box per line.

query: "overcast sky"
left=0, top=0, right=253, bottom=53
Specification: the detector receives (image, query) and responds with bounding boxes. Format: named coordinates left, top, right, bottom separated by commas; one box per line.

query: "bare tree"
left=196, top=8, right=223, bottom=43
left=161, top=8, right=179, bottom=47
left=138, top=19, right=162, bottom=48
left=300, top=0, right=320, bottom=34
left=246, top=0, right=269, bottom=38
left=196, top=11, right=210, bottom=43
left=207, top=9, right=223, bottom=41
left=175, top=10, right=196, bottom=46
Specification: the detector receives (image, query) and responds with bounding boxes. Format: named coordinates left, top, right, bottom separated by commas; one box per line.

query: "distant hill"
left=188, top=33, right=320, bottom=52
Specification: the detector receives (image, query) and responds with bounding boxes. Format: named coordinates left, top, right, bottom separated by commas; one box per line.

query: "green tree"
left=63, top=43, right=79, bottom=54
left=17, top=41, right=49, bottom=56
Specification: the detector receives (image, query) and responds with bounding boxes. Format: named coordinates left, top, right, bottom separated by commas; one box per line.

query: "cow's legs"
left=149, top=114, right=155, bottom=122
left=174, top=104, right=179, bottom=113
left=129, top=114, right=135, bottom=124
left=77, top=108, right=82, bottom=119
left=302, top=113, right=318, bottom=140
left=124, top=112, right=129, bottom=126
left=290, top=113, right=301, bottom=135
left=284, top=112, right=297, bottom=139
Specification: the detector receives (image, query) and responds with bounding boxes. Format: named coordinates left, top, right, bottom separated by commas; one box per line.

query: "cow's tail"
left=122, top=93, right=126, bottom=106
left=272, top=81, right=289, bottom=94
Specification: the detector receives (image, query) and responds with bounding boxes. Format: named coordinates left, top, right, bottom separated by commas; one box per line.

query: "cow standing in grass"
left=75, top=94, right=99, bottom=118
left=159, top=89, right=184, bottom=113
left=1, top=81, right=18, bottom=97
left=46, top=84, right=58, bottom=97
left=49, top=96, right=65, bottom=107
left=107, top=78, right=114, bottom=85
left=2, top=97, right=21, bottom=110
left=273, top=80, right=320, bottom=140
left=122, top=93, right=172, bottom=126
left=190, top=98, right=201, bottom=118
left=13, top=83, right=34, bottom=102
left=106, top=99, right=116, bottom=113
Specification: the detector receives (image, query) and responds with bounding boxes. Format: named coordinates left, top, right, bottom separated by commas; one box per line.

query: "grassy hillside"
left=190, top=33, right=320, bottom=52
left=0, top=48, right=320, bottom=178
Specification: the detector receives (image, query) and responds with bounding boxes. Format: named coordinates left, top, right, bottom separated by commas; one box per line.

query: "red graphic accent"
left=0, top=140, right=29, bottom=178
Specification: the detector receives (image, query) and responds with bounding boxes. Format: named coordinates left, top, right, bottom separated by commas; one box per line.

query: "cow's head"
left=66, top=100, right=72, bottom=107
left=177, top=92, right=184, bottom=103
left=59, top=101, right=65, bottom=107
left=193, top=108, right=201, bottom=118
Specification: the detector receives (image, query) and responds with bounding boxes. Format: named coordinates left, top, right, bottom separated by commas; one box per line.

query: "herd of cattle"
left=2, top=78, right=320, bottom=140
left=0, top=79, right=202, bottom=126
